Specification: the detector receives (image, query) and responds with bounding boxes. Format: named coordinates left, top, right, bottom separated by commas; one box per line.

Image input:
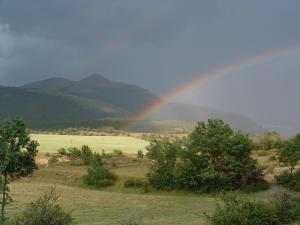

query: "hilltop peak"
left=80, top=73, right=110, bottom=83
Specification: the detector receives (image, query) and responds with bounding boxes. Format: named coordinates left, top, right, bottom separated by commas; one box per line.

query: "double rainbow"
left=125, top=45, right=300, bottom=129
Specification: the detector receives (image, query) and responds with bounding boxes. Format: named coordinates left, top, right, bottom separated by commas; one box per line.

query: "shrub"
left=275, top=170, right=300, bottom=191
left=83, top=160, right=116, bottom=188
left=113, top=149, right=123, bottom=156
left=81, top=145, right=93, bottom=165
left=67, top=147, right=81, bottom=159
left=9, top=188, right=74, bottom=225
left=124, top=178, right=147, bottom=188
left=57, top=148, right=67, bottom=156
left=137, top=150, right=144, bottom=158
left=206, top=190, right=300, bottom=225
left=278, top=134, right=300, bottom=173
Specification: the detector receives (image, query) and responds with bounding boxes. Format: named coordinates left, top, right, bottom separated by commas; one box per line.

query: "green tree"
left=279, top=134, right=300, bottom=174
left=176, top=119, right=266, bottom=192
left=146, top=138, right=180, bottom=190
left=0, top=118, right=39, bottom=224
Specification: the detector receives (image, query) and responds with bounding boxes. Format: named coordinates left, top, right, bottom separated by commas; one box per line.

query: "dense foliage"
left=83, top=154, right=116, bottom=188
left=58, top=145, right=102, bottom=165
left=146, top=119, right=267, bottom=192
left=276, top=170, right=300, bottom=191
left=0, top=118, right=39, bottom=224
left=9, top=189, right=74, bottom=225
left=206, top=189, right=300, bottom=225
left=278, top=133, right=300, bottom=173
left=146, top=139, right=180, bottom=190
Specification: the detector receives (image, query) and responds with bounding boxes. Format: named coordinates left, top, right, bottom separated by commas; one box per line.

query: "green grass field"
left=7, top=134, right=289, bottom=225
left=8, top=163, right=274, bottom=225
left=31, top=134, right=149, bottom=154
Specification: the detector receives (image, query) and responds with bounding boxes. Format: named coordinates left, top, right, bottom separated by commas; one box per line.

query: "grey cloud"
left=0, top=0, right=299, bottom=135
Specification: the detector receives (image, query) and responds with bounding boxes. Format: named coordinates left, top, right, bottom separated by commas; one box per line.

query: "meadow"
left=7, top=160, right=274, bottom=225
left=6, top=132, right=298, bottom=225
left=31, top=134, right=149, bottom=154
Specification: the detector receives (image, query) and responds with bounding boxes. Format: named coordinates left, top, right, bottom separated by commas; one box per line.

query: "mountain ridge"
left=0, top=74, right=266, bottom=133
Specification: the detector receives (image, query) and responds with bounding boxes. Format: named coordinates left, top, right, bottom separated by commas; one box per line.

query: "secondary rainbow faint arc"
left=124, top=45, right=300, bottom=129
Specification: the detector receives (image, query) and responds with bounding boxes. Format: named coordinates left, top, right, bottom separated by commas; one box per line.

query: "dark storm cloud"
left=0, top=0, right=300, bottom=135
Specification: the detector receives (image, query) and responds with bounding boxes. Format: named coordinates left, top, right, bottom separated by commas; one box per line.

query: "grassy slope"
left=6, top=135, right=288, bottom=225
left=31, top=134, right=149, bottom=154
left=8, top=164, right=273, bottom=225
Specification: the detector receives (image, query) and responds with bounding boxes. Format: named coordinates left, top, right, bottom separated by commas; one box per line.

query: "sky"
left=0, top=0, right=299, bottom=135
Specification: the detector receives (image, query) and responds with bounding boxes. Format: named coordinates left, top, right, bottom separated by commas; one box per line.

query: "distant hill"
left=144, top=103, right=266, bottom=134
left=22, top=77, right=75, bottom=92
left=0, top=86, right=124, bottom=128
left=0, top=74, right=265, bottom=133
left=23, top=74, right=158, bottom=113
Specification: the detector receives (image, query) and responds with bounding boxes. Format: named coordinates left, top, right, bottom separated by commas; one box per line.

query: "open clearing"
left=7, top=162, right=274, bottom=225
left=31, top=134, right=149, bottom=154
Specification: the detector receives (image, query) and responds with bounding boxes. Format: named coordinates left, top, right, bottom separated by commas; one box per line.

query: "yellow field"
left=31, top=134, right=149, bottom=154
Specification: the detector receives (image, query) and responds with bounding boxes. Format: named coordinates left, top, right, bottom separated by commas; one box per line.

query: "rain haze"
left=0, top=0, right=300, bottom=136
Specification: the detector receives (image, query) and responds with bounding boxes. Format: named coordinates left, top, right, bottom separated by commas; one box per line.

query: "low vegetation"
left=206, top=188, right=300, bottom=225
left=83, top=156, right=116, bottom=188
left=8, top=188, right=74, bottom=225
left=276, top=170, right=300, bottom=191
left=1, top=118, right=299, bottom=224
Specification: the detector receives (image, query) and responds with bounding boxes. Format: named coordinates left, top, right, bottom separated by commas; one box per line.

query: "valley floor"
left=7, top=158, right=275, bottom=225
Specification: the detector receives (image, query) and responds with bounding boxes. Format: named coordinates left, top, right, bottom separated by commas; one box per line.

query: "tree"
left=146, top=138, right=179, bottom=190
left=0, top=118, right=39, bottom=224
left=176, top=119, right=266, bottom=192
left=279, top=134, right=300, bottom=174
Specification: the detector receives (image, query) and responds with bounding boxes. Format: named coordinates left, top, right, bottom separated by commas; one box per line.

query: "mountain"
left=0, top=74, right=265, bottom=133
left=22, top=77, right=75, bottom=92
left=0, top=86, right=122, bottom=128
left=23, top=74, right=158, bottom=113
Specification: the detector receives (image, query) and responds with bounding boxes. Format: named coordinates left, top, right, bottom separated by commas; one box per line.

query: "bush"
left=113, top=149, right=123, bottom=156
left=206, top=190, right=300, bottom=225
left=9, top=188, right=74, bottom=225
left=57, top=148, right=67, bottom=156
left=137, top=150, right=144, bottom=158
left=67, top=147, right=81, bottom=159
left=206, top=195, right=277, bottom=225
left=124, top=178, right=147, bottom=188
left=80, top=145, right=93, bottom=165
left=241, top=179, right=270, bottom=193
left=83, top=160, right=116, bottom=188
left=275, top=170, right=300, bottom=191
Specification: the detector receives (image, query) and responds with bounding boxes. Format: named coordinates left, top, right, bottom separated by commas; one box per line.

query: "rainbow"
left=125, top=45, right=300, bottom=129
